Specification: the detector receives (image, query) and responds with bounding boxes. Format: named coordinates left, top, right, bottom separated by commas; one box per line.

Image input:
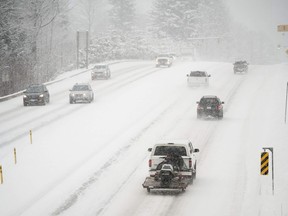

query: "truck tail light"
left=197, top=105, right=203, bottom=110
left=189, top=158, right=192, bottom=168
left=149, top=159, right=152, bottom=167
left=217, top=105, right=222, bottom=110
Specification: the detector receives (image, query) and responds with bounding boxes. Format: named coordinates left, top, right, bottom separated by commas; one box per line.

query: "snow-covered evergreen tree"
left=109, top=0, right=136, bottom=32
left=151, top=0, right=200, bottom=41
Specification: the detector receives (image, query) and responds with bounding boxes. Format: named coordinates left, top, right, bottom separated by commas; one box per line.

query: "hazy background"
left=225, top=0, right=288, bottom=46
left=1, top=0, right=287, bottom=96
left=135, top=0, right=288, bottom=47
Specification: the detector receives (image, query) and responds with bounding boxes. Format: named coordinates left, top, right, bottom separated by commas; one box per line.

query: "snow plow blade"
left=142, top=177, right=190, bottom=192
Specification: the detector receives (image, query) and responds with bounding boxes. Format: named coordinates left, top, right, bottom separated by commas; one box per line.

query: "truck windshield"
left=190, top=71, right=206, bottom=77
left=154, top=146, right=187, bottom=156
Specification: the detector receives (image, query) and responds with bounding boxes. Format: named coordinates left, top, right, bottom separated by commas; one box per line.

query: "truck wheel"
left=192, top=171, right=196, bottom=180
left=188, top=175, right=194, bottom=184
left=193, top=164, right=197, bottom=179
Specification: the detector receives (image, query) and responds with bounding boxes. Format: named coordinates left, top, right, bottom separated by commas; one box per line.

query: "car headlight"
left=39, top=94, right=44, bottom=97
left=23, top=95, right=27, bottom=98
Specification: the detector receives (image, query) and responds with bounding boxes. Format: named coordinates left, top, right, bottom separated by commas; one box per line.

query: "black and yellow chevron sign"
left=261, top=152, right=269, bottom=175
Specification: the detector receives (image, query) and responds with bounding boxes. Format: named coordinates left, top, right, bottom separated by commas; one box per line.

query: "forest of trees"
left=0, top=0, right=277, bottom=96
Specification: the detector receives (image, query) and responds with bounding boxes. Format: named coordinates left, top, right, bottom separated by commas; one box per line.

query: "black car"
left=23, top=84, right=50, bottom=106
left=196, top=95, right=224, bottom=119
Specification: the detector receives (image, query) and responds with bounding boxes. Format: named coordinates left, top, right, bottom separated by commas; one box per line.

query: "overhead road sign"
left=277, top=25, right=288, bottom=32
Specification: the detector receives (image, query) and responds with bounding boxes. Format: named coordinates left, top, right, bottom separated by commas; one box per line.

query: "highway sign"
left=278, top=25, right=288, bottom=32
left=261, top=152, right=269, bottom=175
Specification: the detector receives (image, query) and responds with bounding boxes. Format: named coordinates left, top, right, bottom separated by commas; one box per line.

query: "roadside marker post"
left=29, top=130, right=32, bottom=144
left=0, top=165, right=3, bottom=184
left=261, top=147, right=274, bottom=195
left=14, top=148, right=17, bottom=164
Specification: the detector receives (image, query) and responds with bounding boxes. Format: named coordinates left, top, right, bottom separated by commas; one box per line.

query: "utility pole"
left=277, top=25, right=288, bottom=123
left=76, top=31, right=80, bottom=69
left=285, top=82, right=288, bottom=123
left=86, top=31, right=89, bottom=69
left=76, top=31, right=89, bottom=69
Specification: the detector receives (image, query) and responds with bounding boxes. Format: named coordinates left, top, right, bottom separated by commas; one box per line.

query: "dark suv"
left=233, top=61, right=248, bottom=73
left=197, top=95, right=224, bottom=119
left=23, top=84, right=50, bottom=106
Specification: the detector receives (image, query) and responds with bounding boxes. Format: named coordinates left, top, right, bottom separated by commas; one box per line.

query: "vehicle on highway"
left=91, top=64, right=111, bottom=80
left=69, top=83, right=94, bottom=104
left=23, top=84, right=50, bottom=106
left=233, top=61, right=248, bottom=73
left=155, top=54, right=173, bottom=67
left=187, top=71, right=211, bottom=87
left=197, top=95, right=224, bottom=119
left=167, top=53, right=177, bottom=60
left=142, top=139, right=199, bottom=192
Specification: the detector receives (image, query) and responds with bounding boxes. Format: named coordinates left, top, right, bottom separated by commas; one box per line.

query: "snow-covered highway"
left=0, top=60, right=287, bottom=216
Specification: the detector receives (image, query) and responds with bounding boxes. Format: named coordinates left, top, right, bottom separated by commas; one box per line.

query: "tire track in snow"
left=72, top=63, right=249, bottom=216
left=50, top=96, right=183, bottom=216
left=158, top=71, right=249, bottom=216
left=0, top=63, right=162, bottom=152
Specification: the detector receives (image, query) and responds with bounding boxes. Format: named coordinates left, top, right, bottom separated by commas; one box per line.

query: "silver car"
left=69, top=83, right=94, bottom=104
left=91, top=64, right=111, bottom=80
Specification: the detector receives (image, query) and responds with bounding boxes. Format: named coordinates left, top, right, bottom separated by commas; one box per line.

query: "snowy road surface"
left=0, top=60, right=287, bottom=216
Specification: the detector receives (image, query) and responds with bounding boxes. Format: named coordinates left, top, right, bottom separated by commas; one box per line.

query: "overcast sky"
left=225, top=0, right=288, bottom=46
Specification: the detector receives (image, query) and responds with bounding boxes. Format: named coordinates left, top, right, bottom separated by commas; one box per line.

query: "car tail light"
left=197, top=105, right=203, bottom=110
left=149, top=159, right=152, bottom=167
left=217, top=105, right=222, bottom=110
left=189, top=158, right=192, bottom=168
